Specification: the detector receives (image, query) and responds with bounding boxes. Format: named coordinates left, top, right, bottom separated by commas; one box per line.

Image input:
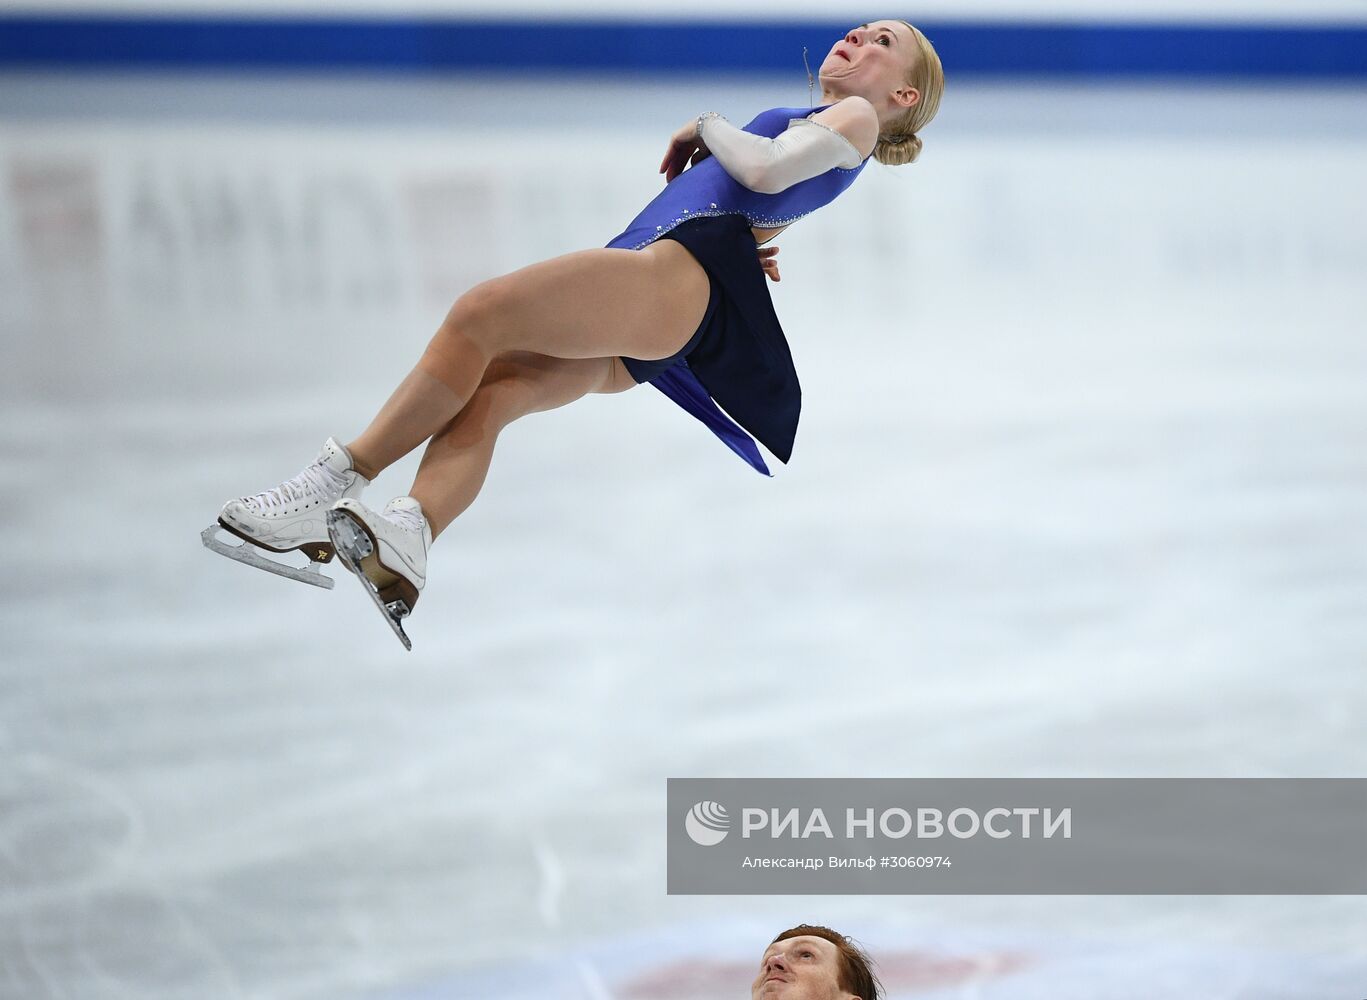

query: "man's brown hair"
left=771, top=925, right=881, bottom=1000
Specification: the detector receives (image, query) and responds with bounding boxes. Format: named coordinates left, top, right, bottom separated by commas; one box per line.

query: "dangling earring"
left=802, top=47, right=815, bottom=107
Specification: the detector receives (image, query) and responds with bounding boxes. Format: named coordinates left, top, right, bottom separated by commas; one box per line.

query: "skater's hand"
left=660, top=119, right=711, bottom=183
left=758, top=245, right=780, bottom=282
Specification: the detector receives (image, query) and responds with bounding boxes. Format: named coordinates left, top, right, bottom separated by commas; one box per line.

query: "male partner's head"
left=752, top=925, right=881, bottom=1000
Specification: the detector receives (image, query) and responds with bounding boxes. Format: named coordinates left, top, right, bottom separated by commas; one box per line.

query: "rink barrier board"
left=1, top=17, right=1367, bottom=77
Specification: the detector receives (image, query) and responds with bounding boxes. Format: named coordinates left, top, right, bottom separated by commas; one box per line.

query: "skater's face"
left=818, top=20, right=922, bottom=114
left=752, top=936, right=857, bottom=1000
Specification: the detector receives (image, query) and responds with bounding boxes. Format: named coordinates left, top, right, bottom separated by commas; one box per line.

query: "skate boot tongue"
left=381, top=496, right=427, bottom=533
left=316, top=437, right=358, bottom=477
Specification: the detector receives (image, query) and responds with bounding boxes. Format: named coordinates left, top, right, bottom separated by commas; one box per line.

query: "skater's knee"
left=426, top=355, right=532, bottom=442
left=442, top=278, right=516, bottom=354
left=419, top=284, right=510, bottom=390
left=476, top=354, right=552, bottom=425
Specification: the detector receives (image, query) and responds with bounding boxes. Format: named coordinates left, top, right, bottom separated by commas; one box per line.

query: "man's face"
left=751, top=935, right=855, bottom=1000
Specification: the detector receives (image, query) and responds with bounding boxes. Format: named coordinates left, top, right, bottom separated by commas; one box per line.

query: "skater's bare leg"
left=344, top=240, right=708, bottom=479
left=410, top=351, right=635, bottom=539
left=323, top=351, right=634, bottom=649
left=345, top=369, right=460, bottom=481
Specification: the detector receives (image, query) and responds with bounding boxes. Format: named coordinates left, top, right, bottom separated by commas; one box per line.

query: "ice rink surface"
left=2, top=73, right=1366, bottom=997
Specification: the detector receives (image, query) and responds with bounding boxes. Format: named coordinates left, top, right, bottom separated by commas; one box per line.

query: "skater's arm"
left=663, top=98, right=873, bottom=193
left=702, top=115, right=861, bottom=193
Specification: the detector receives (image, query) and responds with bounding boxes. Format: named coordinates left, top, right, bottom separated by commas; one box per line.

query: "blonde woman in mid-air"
left=204, top=18, right=945, bottom=648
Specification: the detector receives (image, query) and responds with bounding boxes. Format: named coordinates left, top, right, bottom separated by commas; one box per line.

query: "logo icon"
left=685, top=801, right=730, bottom=846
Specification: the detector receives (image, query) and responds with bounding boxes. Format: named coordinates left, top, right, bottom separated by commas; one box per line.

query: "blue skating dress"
left=605, top=105, right=868, bottom=475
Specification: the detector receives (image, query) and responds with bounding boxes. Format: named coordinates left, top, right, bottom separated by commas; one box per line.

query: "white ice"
left=1, top=74, right=1366, bottom=998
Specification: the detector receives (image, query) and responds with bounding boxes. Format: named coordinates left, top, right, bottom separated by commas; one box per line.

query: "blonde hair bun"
left=875, top=24, right=943, bottom=167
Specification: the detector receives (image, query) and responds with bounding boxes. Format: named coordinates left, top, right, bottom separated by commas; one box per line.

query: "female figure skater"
left=205, top=19, right=944, bottom=647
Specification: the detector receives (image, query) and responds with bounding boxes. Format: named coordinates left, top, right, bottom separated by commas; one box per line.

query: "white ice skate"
left=202, top=437, right=370, bottom=589
left=326, top=496, right=431, bottom=651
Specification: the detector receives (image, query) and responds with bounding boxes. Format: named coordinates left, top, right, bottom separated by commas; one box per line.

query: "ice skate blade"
left=201, top=524, right=334, bottom=590
left=326, top=509, right=414, bottom=652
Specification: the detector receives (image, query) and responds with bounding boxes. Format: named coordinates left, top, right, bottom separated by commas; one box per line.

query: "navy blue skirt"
left=620, top=214, right=800, bottom=476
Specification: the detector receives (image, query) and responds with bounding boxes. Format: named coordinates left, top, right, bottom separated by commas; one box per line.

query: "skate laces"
left=382, top=501, right=426, bottom=533
left=246, top=461, right=347, bottom=511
